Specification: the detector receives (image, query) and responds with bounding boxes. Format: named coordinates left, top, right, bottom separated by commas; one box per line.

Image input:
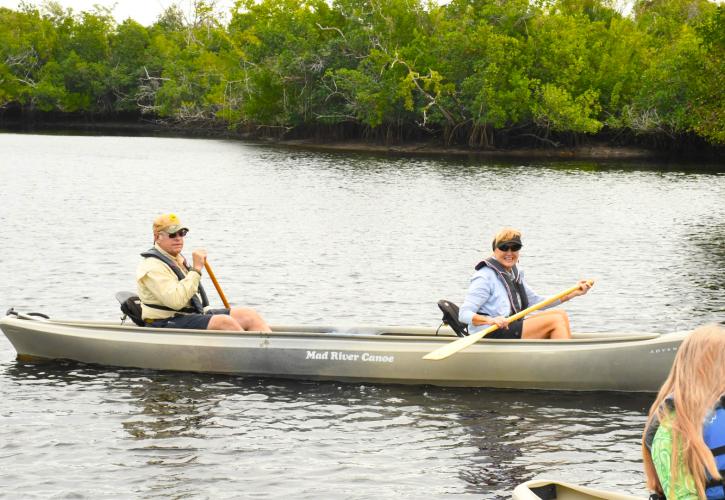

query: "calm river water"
left=0, top=133, right=723, bottom=498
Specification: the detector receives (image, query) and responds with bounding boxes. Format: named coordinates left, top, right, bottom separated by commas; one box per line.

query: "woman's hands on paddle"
left=473, top=314, right=509, bottom=329
left=560, top=279, right=594, bottom=302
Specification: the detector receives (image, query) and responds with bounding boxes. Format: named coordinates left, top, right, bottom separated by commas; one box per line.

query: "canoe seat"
left=116, top=291, right=145, bottom=327
left=437, top=300, right=468, bottom=338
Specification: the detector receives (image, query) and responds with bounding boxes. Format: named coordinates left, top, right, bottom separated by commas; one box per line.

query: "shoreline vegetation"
left=1, top=116, right=679, bottom=161
left=0, top=1, right=723, bottom=161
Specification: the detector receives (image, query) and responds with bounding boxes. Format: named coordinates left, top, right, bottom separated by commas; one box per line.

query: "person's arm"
left=139, top=261, right=202, bottom=311
left=651, top=419, right=700, bottom=500
left=459, top=273, right=508, bottom=328
left=522, top=277, right=591, bottom=309
left=559, top=279, right=592, bottom=302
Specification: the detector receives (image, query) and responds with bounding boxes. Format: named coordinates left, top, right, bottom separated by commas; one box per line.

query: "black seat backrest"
left=437, top=299, right=468, bottom=337
left=116, top=291, right=145, bottom=327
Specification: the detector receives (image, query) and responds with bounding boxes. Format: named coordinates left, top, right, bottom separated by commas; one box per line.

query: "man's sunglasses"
left=166, top=229, right=188, bottom=239
left=497, top=244, right=521, bottom=252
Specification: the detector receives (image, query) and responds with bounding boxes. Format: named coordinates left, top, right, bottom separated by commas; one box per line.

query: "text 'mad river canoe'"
left=0, top=312, right=686, bottom=392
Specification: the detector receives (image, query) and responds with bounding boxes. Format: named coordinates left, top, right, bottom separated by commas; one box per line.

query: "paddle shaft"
left=204, top=261, right=231, bottom=309
left=423, top=281, right=593, bottom=361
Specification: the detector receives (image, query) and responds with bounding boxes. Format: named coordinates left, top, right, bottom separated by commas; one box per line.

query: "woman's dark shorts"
left=486, top=318, right=524, bottom=339
left=149, top=308, right=231, bottom=330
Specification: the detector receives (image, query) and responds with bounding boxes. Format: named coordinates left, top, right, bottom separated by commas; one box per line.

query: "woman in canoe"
left=642, top=324, right=725, bottom=500
left=458, top=227, right=591, bottom=339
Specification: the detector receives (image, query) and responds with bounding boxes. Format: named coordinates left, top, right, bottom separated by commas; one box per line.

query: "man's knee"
left=231, top=307, right=259, bottom=316
left=208, top=314, right=242, bottom=331
left=230, top=307, right=269, bottom=331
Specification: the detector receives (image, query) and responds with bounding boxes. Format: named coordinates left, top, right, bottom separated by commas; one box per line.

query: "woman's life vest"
left=140, top=248, right=210, bottom=314
left=644, top=396, right=725, bottom=499
left=474, top=257, right=529, bottom=315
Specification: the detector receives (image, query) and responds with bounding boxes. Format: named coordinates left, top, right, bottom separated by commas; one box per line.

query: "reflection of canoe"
left=513, top=479, right=642, bottom=499
left=0, top=313, right=686, bottom=392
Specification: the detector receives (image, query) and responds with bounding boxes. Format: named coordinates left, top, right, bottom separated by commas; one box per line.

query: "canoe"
left=0, top=312, right=686, bottom=392
left=512, top=479, right=641, bottom=499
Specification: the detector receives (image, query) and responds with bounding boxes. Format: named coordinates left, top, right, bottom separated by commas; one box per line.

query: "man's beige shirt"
left=136, top=244, right=202, bottom=321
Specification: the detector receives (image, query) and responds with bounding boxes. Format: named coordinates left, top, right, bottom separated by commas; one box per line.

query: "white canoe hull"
left=512, top=479, right=641, bottom=499
left=0, top=315, right=686, bottom=392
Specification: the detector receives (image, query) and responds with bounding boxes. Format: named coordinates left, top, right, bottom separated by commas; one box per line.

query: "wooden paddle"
left=204, top=261, right=231, bottom=309
left=423, top=280, right=594, bottom=361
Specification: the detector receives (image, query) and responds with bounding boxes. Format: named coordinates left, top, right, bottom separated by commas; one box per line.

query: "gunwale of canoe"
left=5, top=316, right=663, bottom=343
left=512, top=479, right=642, bottom=499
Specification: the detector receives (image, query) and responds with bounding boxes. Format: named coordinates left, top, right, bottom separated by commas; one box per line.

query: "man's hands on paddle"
left=191, top=248, right=207, bottom=272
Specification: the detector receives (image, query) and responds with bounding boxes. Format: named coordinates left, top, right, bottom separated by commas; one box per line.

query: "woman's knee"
left=546, top=309, right=568, bottom=320
left=549, top=310, right=572, bottom=338
left=545, top=310, right=570, bottom=327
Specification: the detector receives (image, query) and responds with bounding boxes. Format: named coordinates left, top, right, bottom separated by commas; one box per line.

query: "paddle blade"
left=422, top=327, right=496, bottom=360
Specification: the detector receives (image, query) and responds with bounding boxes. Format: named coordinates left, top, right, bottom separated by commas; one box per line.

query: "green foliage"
left=626, top=0, right=722, bottom=144
left=33, top=60, right=67, bottom=111
left=633, top=0, right=715, bottom=37
left=533, top=84, right=603, bottom=133
left=460, top=30, right=533, bottom=129
left=325, top=49, right=411, bottom=127
left=0, top=7, right=56, bottom=107
left=691, top=5, right=725, bottom=143
left=108, top=20, right=151, bottom=111
left=0, top=0, right=722, bottom=146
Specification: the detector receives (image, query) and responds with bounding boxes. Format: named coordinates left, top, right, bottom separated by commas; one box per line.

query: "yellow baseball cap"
left=152, top=213, right=188, bottom=234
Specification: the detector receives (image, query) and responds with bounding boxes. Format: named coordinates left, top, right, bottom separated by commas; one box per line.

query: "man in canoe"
left=136, top=213, right=271, bottom=332
left=458, top=227, right=591, bottom=339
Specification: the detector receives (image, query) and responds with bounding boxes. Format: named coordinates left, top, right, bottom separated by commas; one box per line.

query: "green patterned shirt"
left=652, top=417, right=699, bottom=499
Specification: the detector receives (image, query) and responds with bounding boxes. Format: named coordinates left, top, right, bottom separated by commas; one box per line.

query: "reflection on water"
left=0, top=133, right=722, bottom=498
left=687, top=220, right=725, bottom=317
left=2, top=361, right=653, bottom=498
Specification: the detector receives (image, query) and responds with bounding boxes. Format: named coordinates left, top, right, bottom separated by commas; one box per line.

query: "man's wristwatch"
left=189, top=268, right=202, bottom=275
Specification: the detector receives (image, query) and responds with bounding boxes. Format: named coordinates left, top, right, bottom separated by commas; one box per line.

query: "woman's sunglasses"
left=166, top=229, right=189, bottom=239
left=497, top=244, right=521, bottom=252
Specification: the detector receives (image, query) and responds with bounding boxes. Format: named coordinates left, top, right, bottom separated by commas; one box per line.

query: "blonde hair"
left=642, top=324, right=725, bottom=498
left=492, top=227, right=522, bottom=249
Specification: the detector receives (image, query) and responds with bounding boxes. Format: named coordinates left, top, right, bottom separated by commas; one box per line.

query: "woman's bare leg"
left=521, top=310, right=571, bottom=339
